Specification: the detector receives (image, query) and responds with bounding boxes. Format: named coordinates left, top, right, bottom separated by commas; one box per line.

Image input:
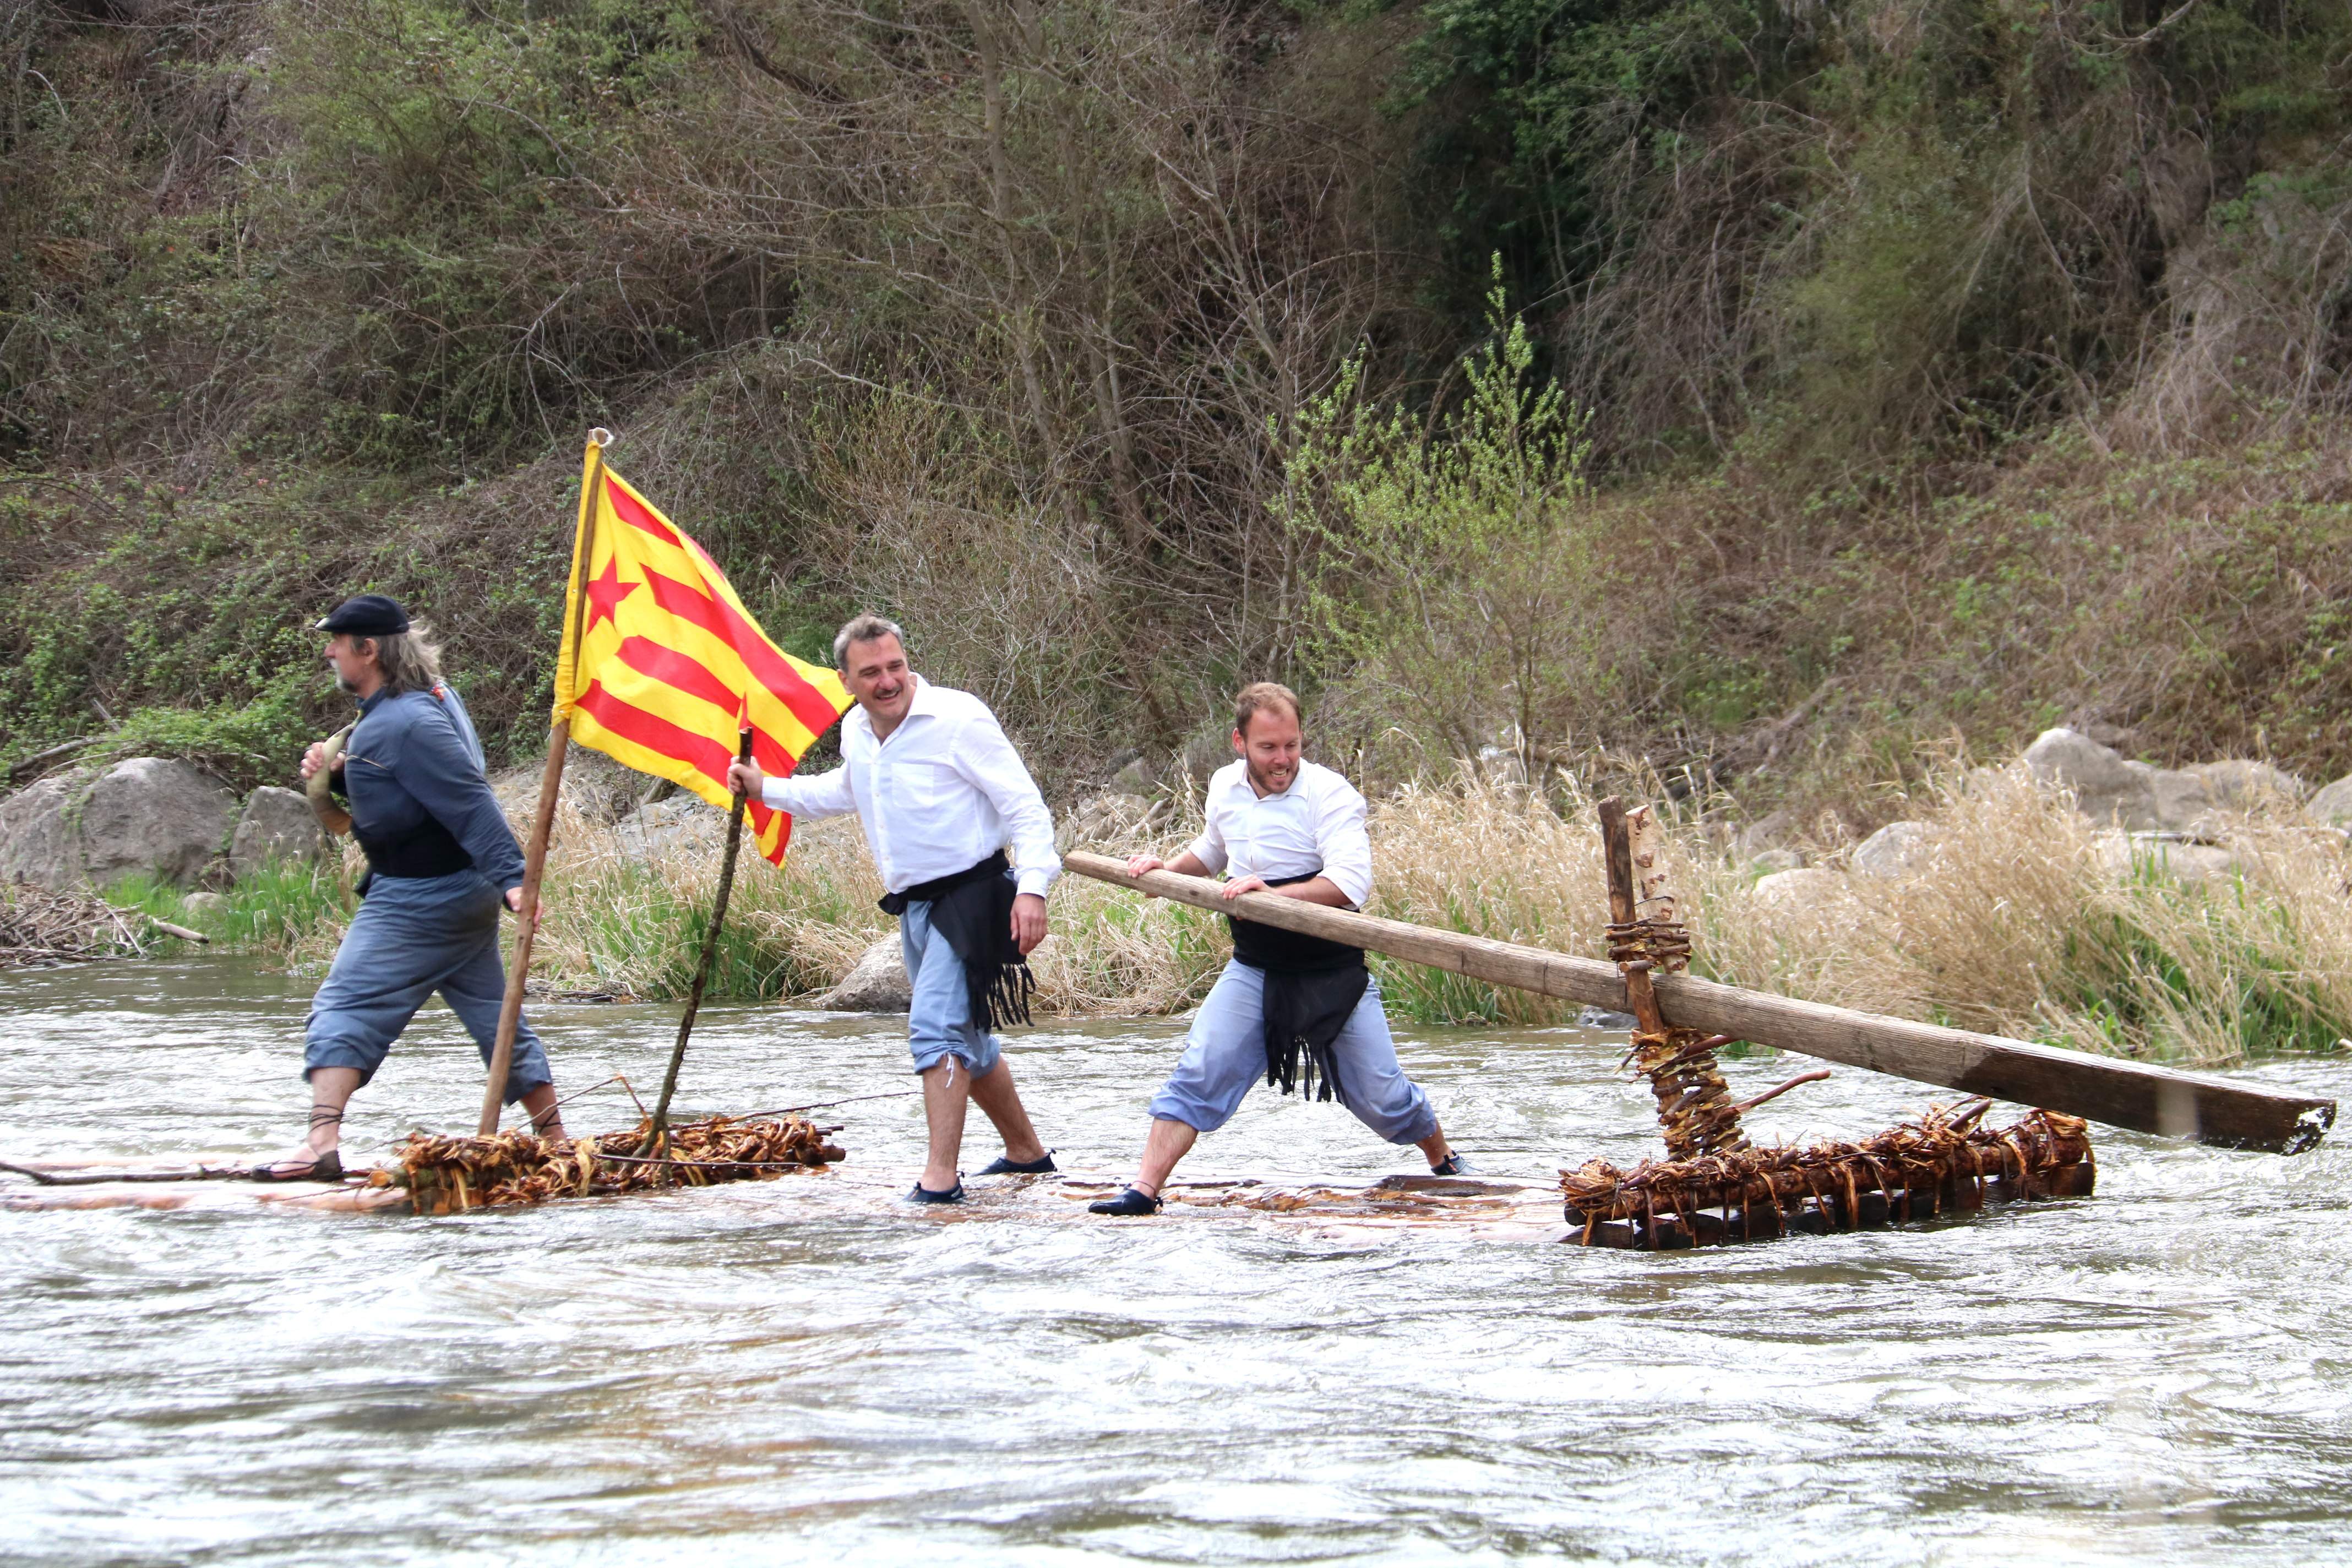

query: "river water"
left=2, top=955, right=2348, bottom=1566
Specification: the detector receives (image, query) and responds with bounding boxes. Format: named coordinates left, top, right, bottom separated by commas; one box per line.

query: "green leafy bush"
left=1282, top=275, right=1608, bottom=770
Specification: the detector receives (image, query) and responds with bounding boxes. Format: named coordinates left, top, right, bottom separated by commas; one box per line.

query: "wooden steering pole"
left=479, top=428, right=612, bottom=1137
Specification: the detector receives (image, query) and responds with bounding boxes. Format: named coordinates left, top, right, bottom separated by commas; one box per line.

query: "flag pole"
left=480, top=427, right=613, bottom=1138
left=644, top=720, right=758, bottom=1167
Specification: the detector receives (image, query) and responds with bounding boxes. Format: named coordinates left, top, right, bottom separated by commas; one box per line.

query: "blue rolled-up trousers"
left=304, top=869, right=552, bottom=1105
left=1147, top=960, right=1437, bottom=1144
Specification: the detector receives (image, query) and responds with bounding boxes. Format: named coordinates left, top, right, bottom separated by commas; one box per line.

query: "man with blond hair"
left=1090, top=682, right=1464, bottom=1216
left=728, top=614, right=1058, bottom=1204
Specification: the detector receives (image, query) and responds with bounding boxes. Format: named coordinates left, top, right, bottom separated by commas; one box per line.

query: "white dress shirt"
left=761, top=677, right=1060, bottom=898
left=1187, top=758, right=1375, bottom=909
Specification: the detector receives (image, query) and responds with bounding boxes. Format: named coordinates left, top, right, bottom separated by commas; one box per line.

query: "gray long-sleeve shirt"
left=342, top=682, right=527, bottom=894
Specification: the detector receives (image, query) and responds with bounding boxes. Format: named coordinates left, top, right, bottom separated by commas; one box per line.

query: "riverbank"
left=90, top=765, right=2351, bottom=1070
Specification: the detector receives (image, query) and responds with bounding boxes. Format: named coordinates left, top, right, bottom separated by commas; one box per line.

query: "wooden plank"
left=1060, top=850, right=2337, bottom=1155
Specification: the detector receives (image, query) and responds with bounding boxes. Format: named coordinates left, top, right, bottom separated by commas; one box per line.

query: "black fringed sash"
left=1227, top=875, right=1369, bottom=1105
left=879, top=850, right=1036, bottom=1035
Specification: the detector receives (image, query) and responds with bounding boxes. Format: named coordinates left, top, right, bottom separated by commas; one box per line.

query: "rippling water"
left=2, top=955, right=2348, bottom=1566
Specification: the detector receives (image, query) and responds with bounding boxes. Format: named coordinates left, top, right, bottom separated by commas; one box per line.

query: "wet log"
left=1060, top=850, right=2335, bottom=1154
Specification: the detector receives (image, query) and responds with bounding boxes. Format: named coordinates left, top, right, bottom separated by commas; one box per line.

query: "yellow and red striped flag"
left=551, top=441, right=850, bottom=865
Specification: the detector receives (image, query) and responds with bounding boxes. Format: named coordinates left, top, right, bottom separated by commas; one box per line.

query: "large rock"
left=1180, top=729, right=1232, bottom=786
left=2024, top=727, right=2164, bottom=827
left=75, top=758, right=235, bottom=887
left=2023, top=727, right=2294, bottom=834
left=1734, top=808, right=1798, bottom=858
left=2092, top=831, right=2243, bottom=887
left=1105, top=749, right=1155, bottom=794
left=0, top=775, right=84, bottom=886
left=2309, top=775, right=2352, bottom=829
left=1850, top=820, right=1939, bottom=879
left=1055, top=790, right=1165, bottom=854
left=814, top=934, right=910, bottom=1012
left=1751, top=867, right=1851, bottom=913
left=617, top=793, right=722, bottom=859
left=2185, top=759, right=2306, bottom=808
left=228, top=787, right=328, bottom=879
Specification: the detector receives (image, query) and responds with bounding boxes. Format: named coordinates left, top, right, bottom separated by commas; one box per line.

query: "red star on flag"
left=585, top=554, right=637, bottom=633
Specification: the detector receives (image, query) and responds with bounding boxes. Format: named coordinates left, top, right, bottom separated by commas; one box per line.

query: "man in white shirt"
left=727, top=614, right=1058, bottom=1204
left=1090, top=682, right=1463, bottom=1216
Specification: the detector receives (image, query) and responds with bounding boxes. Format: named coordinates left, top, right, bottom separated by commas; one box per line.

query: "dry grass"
left=1364, top=765, right=2352, bottom=1066
left=258, top=762, right=2349, bottom=1066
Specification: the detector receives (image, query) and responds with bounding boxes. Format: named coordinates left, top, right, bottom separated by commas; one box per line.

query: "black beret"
left=316, top=595, right=410, bottom=636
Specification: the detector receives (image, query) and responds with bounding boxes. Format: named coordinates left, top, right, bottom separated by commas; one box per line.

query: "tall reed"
left=189, top=764, right=2350, bottom=1066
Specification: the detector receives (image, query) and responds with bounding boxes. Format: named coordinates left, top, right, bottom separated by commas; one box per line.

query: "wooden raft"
left=389, top=1114, right=846, bottom=1215
left=1558, top=798, right=2093, bottom=1249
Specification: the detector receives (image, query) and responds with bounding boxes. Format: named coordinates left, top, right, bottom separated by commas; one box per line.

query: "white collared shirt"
left=1187, top=758, right=1374, bottom=909
left=761, top=677, right=1060, bottom=898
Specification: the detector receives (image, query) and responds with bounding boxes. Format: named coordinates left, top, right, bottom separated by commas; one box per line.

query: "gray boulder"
left=1180, top=729, right=1232, bottom=786
left=2025, top=727, right=2163, bottom=827
left=2308, top=775, right=2352, bottom=829
left=76, top=758, right=235, bottom=887
left=2185, top=759, right=2306, bottom=808
left=813, top=934, right=910, bottom=1012
left=180, top=891, right=229, bottom=917
left=2092, top=831, right=2243, bottom=887
left=228, top=787, right=328, bottom=879
left=1055, top=790, right=1165, bottom=854
left=1748, top=847, right=1803, bottom=873
left=617, top=793, right=722, bottom=860
left=0, top=775, right=84, bottom=887
left=1850, top=820, right=1940, bottom=879
left=1734, top=808, right=1798, bottom=858
left=1106, top=750, right=1155, bottom=795
left=1751, top=867, right=1851, bottom=912
left=2021, top=727, right=2286, bottom=834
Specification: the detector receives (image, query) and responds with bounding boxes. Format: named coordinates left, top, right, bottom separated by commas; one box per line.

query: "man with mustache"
left=728, top=614, right=1057, bottom=1204
left=1090, top=682, right=1464, bottom=1216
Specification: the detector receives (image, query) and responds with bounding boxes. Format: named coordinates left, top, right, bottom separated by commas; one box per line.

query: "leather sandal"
left=251, top=1148, right=344, bottom=1183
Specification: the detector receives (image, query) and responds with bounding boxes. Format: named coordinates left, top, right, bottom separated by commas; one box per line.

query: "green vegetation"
left=100, top=858, right=354, bottom=960
left=3, top=0, right=2349, bottom=819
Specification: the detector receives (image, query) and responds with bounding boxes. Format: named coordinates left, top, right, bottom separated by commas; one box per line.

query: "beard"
left=1245, top=756, right=1297, bottom=794
left=334, top=673, right=361, bottom=695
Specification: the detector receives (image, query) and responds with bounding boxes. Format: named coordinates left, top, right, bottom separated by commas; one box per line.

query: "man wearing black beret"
left=257, top=595, right=566, bottom=1179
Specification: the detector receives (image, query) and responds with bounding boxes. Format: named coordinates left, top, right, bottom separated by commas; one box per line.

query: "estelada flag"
left=551, top=440, right=850, bottom=865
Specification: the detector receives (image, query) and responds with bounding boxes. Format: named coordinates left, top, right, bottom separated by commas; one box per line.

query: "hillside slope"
left=3, top=0, right=2348, bottom=813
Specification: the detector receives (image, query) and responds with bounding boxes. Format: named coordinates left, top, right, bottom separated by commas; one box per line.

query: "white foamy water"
left=2, top=956, right=2347, bottom=1565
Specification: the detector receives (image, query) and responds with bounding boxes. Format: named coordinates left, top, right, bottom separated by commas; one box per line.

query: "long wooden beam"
left=1060, top=850, right=2336, bottom=1156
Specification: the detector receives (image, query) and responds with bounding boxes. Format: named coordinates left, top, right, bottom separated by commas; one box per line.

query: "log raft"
left=1059, top=850, right=2335, bottom=1155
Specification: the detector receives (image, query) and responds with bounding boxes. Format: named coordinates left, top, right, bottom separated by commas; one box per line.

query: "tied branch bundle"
left=1561, top=1103, right=2094, bottom=1249
left=0, top=883, right=196, bottom=969
left=383, top=1115, right=847, bottom=1215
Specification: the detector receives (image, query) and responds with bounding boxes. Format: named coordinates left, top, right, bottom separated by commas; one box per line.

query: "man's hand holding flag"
left=551, top=445, right=850, bottom=864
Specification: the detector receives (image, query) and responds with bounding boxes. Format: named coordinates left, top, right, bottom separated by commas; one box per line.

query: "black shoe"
left=908, top=1180, right=965, bottom=1204
left=1087, top=1186, right=1162, bottom=1216
left=976, top=1150, right=1057, bottom=1176
left=1428, top=1153, right=1474, bottom=1177
left=251, top=1148, right=343, bottom=1183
